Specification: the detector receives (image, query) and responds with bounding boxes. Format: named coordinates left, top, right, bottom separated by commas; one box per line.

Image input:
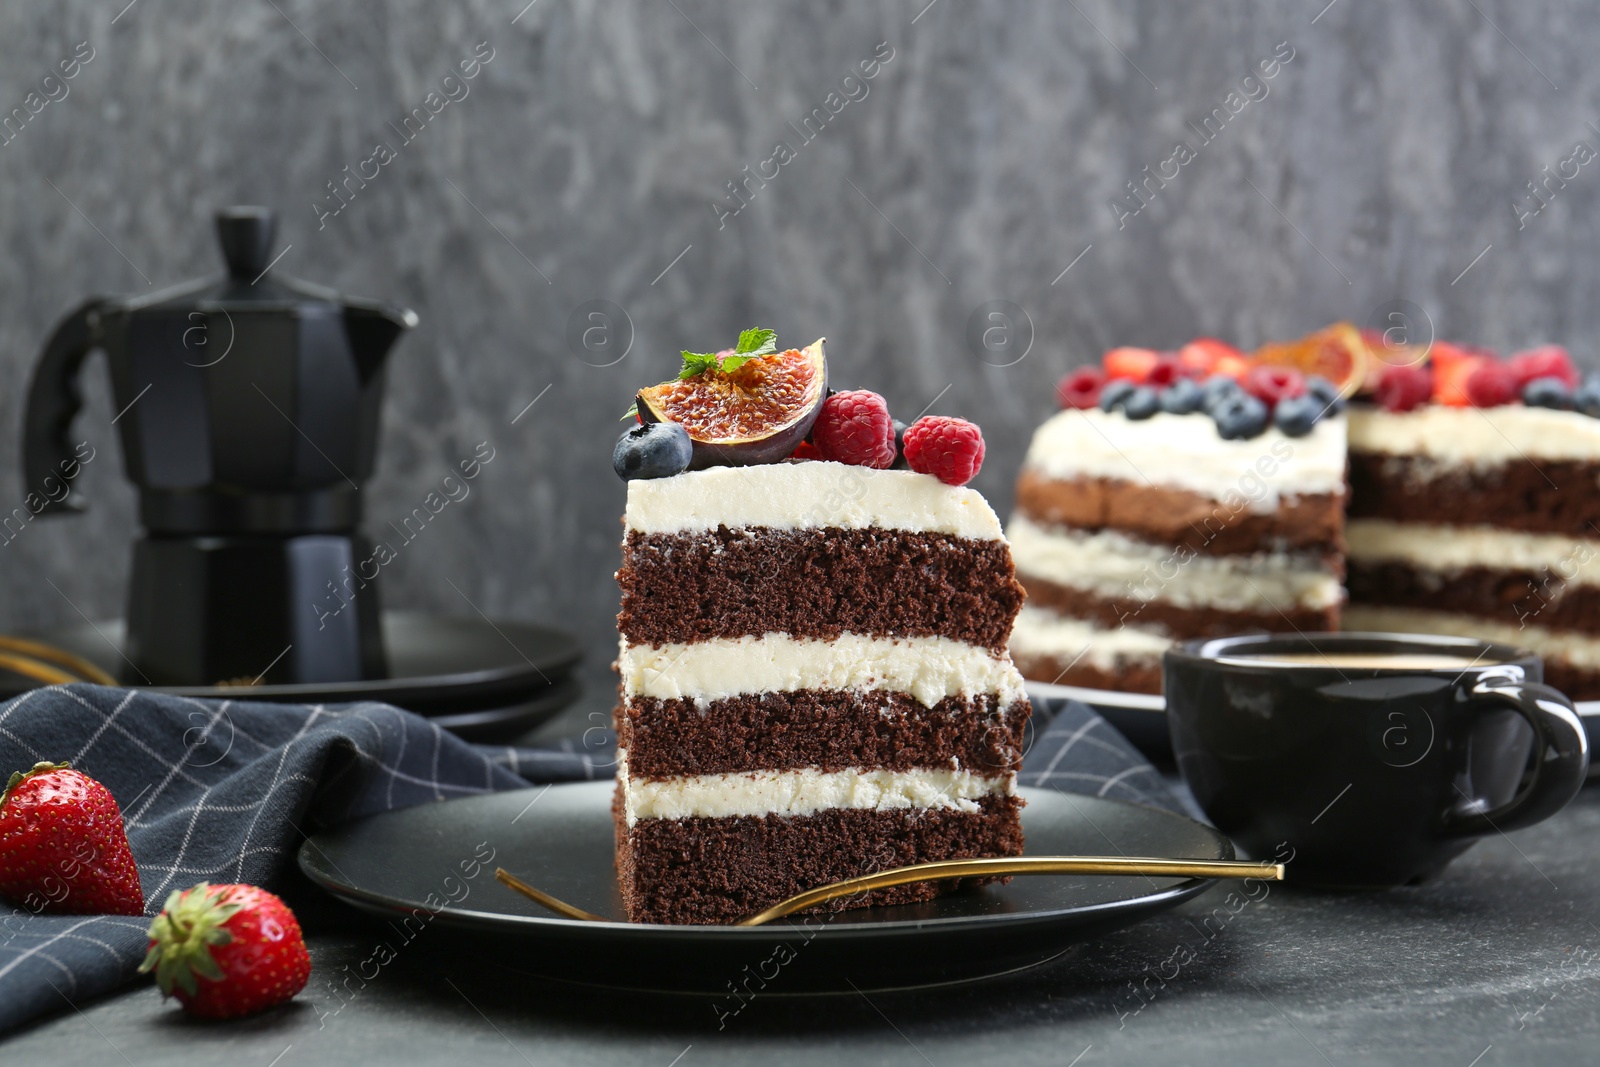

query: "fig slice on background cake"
left=635, top=331, right=828, bottom=468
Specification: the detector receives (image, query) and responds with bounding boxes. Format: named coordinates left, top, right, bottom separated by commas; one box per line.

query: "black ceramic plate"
left=427, top=677, right=582, bottom=743
left=1, top=610, right=581, bottom=710
left=1027, top=680, right=1173, bottom=763
left=298, top=782, right=1232, bottom=993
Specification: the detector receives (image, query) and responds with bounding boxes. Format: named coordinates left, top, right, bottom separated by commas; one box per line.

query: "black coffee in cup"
left=1164, top=632, right=1589, bottom=887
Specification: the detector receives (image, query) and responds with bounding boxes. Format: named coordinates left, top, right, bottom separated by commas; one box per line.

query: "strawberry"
left=1178, top=338, right=1246, bottom=376
left=0, top=761, right=143, bottom=916
left=903, top=416, right=985, bottom=485
left=1102, top=346, right=1161, bottom=382
left=1433, top=354, right=1485, bottom=407
left=141, top=882, right=311, bottom=1019
left=1508, top=345, right=1579, bottom=389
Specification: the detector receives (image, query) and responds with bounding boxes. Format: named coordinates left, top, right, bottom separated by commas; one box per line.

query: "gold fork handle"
left=736, top=856, right=1284, bottom=926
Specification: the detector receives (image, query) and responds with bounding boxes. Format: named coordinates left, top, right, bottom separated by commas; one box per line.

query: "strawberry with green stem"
left=141, top=881, right=311, bottom=1019
left=0, top=761, right=143, bottom=916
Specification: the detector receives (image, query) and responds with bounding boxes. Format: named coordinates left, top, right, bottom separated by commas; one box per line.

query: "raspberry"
left=1375, top=364, right=1433, bottom=412
left=1102, top=346, right=1161, bottom=382
left=1056, top=367, right=1105, bottom=409
left=810, top=390, right=896, bottom=468
left=1508, top=345, right=1578, bottom=389
left=1242, top=366, right=1306, bottom=408
left=1465, top=360, right=1519, bottom=407
left=903, top=416, right=985, bottom=486
left=1144, top=355, right=1187, bottom=388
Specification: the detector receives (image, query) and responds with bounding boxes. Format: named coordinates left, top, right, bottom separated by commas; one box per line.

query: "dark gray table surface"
left=8, top=774, right=1600, bottom=1066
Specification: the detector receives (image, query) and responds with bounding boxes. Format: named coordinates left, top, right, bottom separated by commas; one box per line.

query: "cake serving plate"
left=298, top=781, right=1233, bottom=994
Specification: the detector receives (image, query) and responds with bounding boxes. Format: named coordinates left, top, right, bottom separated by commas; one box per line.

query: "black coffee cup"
left=1164, top=632, right=1589, bottom=887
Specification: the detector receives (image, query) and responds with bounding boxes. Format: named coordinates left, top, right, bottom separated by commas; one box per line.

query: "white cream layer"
left=617, top=756, right=1014, bottom=826
left=1343, top=605, right=1600, bottom=670
left=1021, top=408, right=1347, bottom=510
left=1008, top=605, right=1173, bottom=670
left=1007, top=515, right=1342, bottom=611
left=624, top=462, right=1003, bottom=540
left=1348, top=519, right=1600, bottom=586
left=617, top=632, right=1028, bottom=709
left=1348, top=405, right=1600, bottom=465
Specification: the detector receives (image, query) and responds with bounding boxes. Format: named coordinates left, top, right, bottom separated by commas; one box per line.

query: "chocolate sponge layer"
left=620, top=689, right=1030, bottom=778
left=616, top=527, right=1025, bottom=652
left=615, top=791, right=1024, bottom=925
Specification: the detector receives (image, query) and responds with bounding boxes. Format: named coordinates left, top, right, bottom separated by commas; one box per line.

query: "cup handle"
left=1440, top=677, right=1589, bottom=837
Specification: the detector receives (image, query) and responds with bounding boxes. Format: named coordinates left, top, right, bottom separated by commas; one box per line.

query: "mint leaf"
left=620, top=402, right=639, bottom=421
left=678, top=351, right=721, bottom=379
left=735, top=327, right=777, bottom=357
left=677, top=328, right=778, bottom=379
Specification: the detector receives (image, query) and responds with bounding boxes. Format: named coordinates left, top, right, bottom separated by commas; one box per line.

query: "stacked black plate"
left=0, top=611, right=583, bottom=743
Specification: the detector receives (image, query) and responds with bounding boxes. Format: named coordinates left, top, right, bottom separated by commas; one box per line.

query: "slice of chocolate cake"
left=613, top=461, right=1031, bottom=925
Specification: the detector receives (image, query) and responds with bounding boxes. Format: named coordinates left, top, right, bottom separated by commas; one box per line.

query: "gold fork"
left=496, top=855, right=1283, bottom=927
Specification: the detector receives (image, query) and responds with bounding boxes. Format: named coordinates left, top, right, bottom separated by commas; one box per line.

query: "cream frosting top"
left=623, top=461, right=1003, bottom=539
left=1022, top=408, right=1347, bottom=508
left=1347, top=405, right=1600, bottom=464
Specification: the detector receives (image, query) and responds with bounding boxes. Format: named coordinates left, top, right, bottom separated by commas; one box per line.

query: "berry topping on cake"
left=1103, top=347, right=1161, bottom=382
left=1464, top=360, right=1519, bottom=408
left=811, top=390, right=897, bottom=468
left=614, top=422, right=694, bottom=480
left=1201, top=375, right=1245, bottom=410
left=1144, top=355, right=1187, bottom=388
left=1243, top=366, right=1307, bottom=408
left=1431, top=354, right=1483, bottom=407
left=1210, top=392, right=1269, bottom=440
left=1179, top=338, right=1249, bottom=378
left=1274, top=393, right=1322, bottom=437
left=1509, top=345, right=1579, bottom=389
left=1159, top=378, right=1205, bottom=414
left=1305, top=375, right=1346, bottom=415
left=1374, top=364, right=1433, bottom=412
left=1099, top=379, right=1137, bottom=412
left=1056, top=367, right=1105, bottom=410
left=1123, top=386, right=1162, bottom=420
left=1576, top=374, right=1600, bottom=417
left=903, top=416, right=985, bottom=486
left=631, top=330, right=827, bottom=470
left=1523, top=376, right=1575, bottom=410
left=890, top=419, right=910, bottom=469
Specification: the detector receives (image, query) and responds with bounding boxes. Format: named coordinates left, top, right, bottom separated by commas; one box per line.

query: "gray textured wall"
left=0, top=0, right=1595, bottom=685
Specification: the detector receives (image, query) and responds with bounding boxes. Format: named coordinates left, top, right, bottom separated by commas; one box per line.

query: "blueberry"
left=1201, top=375, right=1244, bottom=410
left=1523, top=375, right=1574, bottom=410
left=1305, top=375, right=1346, bottom=415
left=1211, top=393, right=1269, bottom=440
left=1576, top=374, right=1600, bottom=418
left=891, top=419, right=910, bottom=469
left=1123, top=386, right=1161, bottom=420
left=1274, top=393, right=1321, bottom=437
left=1159, top=378, right=1205, bottom=415
left=613, top=421, right=693, bottom=480
left=1098, top=379, right=1137, bottom=412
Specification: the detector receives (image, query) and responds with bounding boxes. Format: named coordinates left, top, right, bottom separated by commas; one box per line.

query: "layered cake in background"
left=610, top=328, right=1030, bottom=925
left=1343, top=344, right=1600, bottom=698
left=1012, top=326, right=1600, bottom=700
left=1009, top=342, right=1348, bottom=693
